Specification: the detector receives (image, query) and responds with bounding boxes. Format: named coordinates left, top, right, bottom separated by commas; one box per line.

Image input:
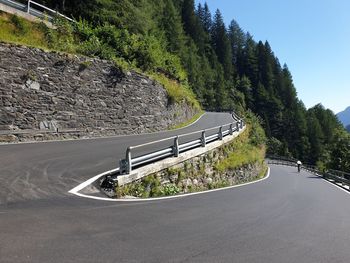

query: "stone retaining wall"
left=153, top=154, right=264, bottom=194
left=112, top=130, right=266, bottom=198
left=0, top=43, right=197, bottom=142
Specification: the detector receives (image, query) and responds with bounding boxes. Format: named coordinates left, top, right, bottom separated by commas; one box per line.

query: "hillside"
left=1, top=0, right=350, bottom=172
left=337, top=106, right=350, bottom=127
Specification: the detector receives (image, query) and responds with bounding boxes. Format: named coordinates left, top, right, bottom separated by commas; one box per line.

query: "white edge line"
left=68, top=167, right=270, bottom=202
left=171, top=111, right=206, bottom=130
left=313, top=173, right=350, bottom=196
left=0, top=113, right=207, bottom=146
left=273, top=164, right=350, bottom=196
left=68, top=168, right=119, bottom=194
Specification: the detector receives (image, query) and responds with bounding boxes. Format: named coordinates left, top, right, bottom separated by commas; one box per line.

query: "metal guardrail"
left=119, top=114, right=245, bottom=174
left=0, top=0, right=73, bottom=22
left=268, top=156, right=350, bottom=188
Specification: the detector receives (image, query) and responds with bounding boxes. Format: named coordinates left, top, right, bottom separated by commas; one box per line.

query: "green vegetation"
left=116, top=113, right=267, bottom=198
left=78, top=60, right=92, bottom=72
left=149, top=73, right=200, bottom=110
left=0, top=11, right=200, bottom=111
left=170, top=111, right=204, bottom=130
left=258, top=165, right=268, bottom=180
left=2, top=1, right=350, bottom=171
left=115, top=175, right=180, bottom=198
left=216, top=116, right=266, bottom=172
left=0, top=12, right=48, bottom=49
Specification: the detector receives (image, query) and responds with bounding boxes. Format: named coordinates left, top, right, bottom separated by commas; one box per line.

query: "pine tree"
left=329, top=131, right=350, bottom=172
left=201, top=2, right=212, bottom=33
left=182, top=0, right=207, bottom=53
left=239, top=33, right=258, bottom=87
left=211, top=9, right=233, bottom=79
left=228, top=19, right=245, bottom=67
left=257, top=41, right=274, bottom=94
left=236, top=75, right=253, bottom=109
left=196, top=3, right=212, bottom=33
left=181, top=0, right=198, bottom=38
left=307, top=111, right=324, bottom=163
left=37, top=0, right=350, bottom=167
left=161, top=0, right=186, bottom=53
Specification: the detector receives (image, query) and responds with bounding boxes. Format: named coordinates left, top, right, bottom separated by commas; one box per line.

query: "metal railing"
left=119, top=115, right=245, bottom=174
left=0, top=0, right=73, bottom=22
left=268, top=156, right=350, bottom=188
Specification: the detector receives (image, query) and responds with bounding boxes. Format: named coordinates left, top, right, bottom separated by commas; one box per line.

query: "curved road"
left=1, top=112, right=350, bottom=262
left=0, top=112, right=233, bottom=204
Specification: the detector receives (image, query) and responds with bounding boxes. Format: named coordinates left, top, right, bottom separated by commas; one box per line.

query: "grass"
left=215, top=126, right=266, bottom=172
left=0, top=12, right=49, bottom=49
left=0, top=11, right=202, bottom=113
left=170, top=111, right=205, bottom=130
left=258, top=164, right=268, bottom=179
left=115, top=124, right=267, bottom=199
left=149, top=73, right=201, bottom=111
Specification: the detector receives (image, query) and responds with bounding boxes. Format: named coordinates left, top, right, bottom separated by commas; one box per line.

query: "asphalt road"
left=1, top=112, right=350, bottom=263
left=0, top=112, right=233, bottom=205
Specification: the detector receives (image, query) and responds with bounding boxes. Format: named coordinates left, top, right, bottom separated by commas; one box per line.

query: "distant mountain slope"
left=346, top=125, right=350, bottom=132
left=337, top=106, right=350, bottom=127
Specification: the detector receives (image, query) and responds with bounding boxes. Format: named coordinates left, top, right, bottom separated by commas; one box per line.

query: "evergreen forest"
left=15, top=0, right=350, bottom=172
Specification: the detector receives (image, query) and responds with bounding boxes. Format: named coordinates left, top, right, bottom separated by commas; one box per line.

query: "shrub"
left=45, top=18, right=75, bottom=52
left=245, top=110, right=267, bottom=147
left=78, top=60, right=92, bottom=72
left=78, top=35, right=101, bottom=56
left=74, top=19, right=94, bottom=41
left=215, top=126, right=266, bottom=172
left=159, top=184, right=180, bottom=196
left=10, top=14, right=28, bottom=34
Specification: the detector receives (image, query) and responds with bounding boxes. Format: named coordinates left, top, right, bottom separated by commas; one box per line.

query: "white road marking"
left=68, top=168, right=119, bottom=195
left=68, top=167, right=270, bottom=202
left=319, top=177, right=350, bottom=196
left=272, top=164, right=350, bottom=196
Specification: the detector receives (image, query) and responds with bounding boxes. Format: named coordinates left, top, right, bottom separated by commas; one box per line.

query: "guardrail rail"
left=268, top=156, right=350, bottom=188
left=0, top=0, right=73, bottom=22
left=119, top=114, right=245, bottom=175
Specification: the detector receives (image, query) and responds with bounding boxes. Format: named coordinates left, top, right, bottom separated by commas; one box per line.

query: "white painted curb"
left=68, top=168, right=119, bottom=195
left=68, top=167, right=270, bottom=202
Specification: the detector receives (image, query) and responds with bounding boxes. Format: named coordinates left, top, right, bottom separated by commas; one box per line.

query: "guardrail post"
left=236, top=122, right=240, bottom=132
left=126, top=147, right=132, bottom=174
left=201, top=130, right=206, bottom=147
left=219, top=126, right=223, bottom=140
left=174, top=136, right=179, bottom=157
left=240, top=120, right=243, bottom=129
left=27, top=0, right=31, bottom=13
left=229, top=124, right=233, bottom=135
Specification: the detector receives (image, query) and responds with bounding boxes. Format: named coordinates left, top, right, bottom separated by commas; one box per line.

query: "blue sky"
left=195, top=0, right=350, bottom=113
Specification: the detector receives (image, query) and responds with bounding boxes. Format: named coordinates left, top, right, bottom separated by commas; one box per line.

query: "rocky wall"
left=0, top=43, right=197, bottom=142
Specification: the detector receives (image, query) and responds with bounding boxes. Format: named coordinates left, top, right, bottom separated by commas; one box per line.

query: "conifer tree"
left=211, top=9, right=233, bottom=79
left=307, top=112, right=324, bottom=163
left=161, top=0, right=186, bottom=53
left=34, top=0, right=350, bottom=168
left=203, top=3, right=212, bottom=32
left=228, top=19, right=245, bottom=67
